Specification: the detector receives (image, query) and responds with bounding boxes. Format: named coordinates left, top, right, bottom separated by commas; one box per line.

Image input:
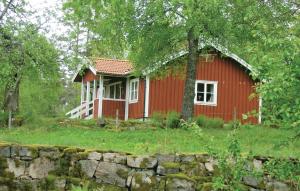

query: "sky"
left=27, top=0, right=67, bottom=40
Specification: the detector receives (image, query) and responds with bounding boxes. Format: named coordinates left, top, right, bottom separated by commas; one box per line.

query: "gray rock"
left=157, top=163, right=180, bottom=175
left=103, top=153, right=126, bottom=164
left=156, top=154, right=176, bottom=164
left=130, top=170, right=158, bottom=190
left=6, top=158, right=26, bottom=177
left=180, top=162, right=207, bottom=177
left=54, top=179, right=66, bottom=191
left=243, top=176, right=263, bottom=188
left=266, top=181, right=290, bottom=191
left=29, top=157, right=55, bottom=179
left=204, top=158, right=218, bottom=172
left=180, top=155, right=196, bottom=163
left=79, top=159, right=99, bottom=178
left=166, top=176, right=195, bottom=191
left=0, top=186, right=9, bottom=191
left=95, top=162, right=129, bottom=187
left=88, top=152, right=102, bottom=160
left=10, top=146, right=19, bottom=157
left=127, top=156, right=157, bottom=169
left=195, top=154, right=209, bottom=162
left=253, top=159, right=263, bottom=171
left=19, top=147, right=38, bottom=160
left=0, top=146, right=10, bottom=157
left=39, top=148, right=60, bottom=159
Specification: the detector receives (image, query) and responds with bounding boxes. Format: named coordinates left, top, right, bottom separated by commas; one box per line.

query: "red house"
left=68, top=45, right=261, bottom=123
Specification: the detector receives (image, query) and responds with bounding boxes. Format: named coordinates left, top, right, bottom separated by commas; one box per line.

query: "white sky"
left=27, top=0, right=68, bottom=41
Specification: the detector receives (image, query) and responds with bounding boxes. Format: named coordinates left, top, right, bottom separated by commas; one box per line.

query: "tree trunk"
left=0, top=0, right=14, bottom=21
left=181, top=28, right=199, bottom=120
left=3, top=73, right=21, bottom=128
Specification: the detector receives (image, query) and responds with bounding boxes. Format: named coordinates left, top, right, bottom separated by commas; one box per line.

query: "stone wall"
left=0, top=143, right=295, bottom=191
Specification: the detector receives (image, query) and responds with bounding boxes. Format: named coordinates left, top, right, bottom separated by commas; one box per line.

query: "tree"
left=0, top=23, right=60, bottom=127
left=63, top=0, right=299, bottom=122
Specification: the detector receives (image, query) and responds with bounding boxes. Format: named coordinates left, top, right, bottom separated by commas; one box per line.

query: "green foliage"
left=151, top=112, right=165, bottom=128
left=166, top=111, right=180, bottom=129
left=196, top=115, right=224, bottom=128
left=209, top=130, right=250, bottom=190
left=264, top=159, right=300, bottom=188
left=0, top=111, right=8, bottom=127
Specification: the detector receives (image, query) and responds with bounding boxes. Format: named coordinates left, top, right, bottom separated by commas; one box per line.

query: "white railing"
left=66, top=101, right=93, bottom=119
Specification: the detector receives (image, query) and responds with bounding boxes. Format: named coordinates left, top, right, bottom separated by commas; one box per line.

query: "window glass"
left=195, top=81, right=217, bottom=104
left=130, top=79, right=139, bottom=102
left=115, top=84, right=121, bottom=99
left=207, top=84, right=214, bottom=93
left=109, top=85, right=115, bottom=98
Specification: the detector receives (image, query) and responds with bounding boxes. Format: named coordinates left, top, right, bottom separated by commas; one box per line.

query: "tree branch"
left=0, top=0, right=14, bottom=21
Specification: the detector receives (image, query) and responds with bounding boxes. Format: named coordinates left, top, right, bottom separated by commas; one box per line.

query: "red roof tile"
left=92, top=58, right=133, bottom=75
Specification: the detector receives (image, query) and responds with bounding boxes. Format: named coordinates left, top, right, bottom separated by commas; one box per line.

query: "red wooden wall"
left=83, top=70, right=96, bottom=82
left=148, top=55, right=259, bottom=123
left=102, top=100, right=125, bottom=119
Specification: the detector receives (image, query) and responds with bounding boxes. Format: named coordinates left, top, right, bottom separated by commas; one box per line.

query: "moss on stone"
left=0, top=157, right=8, bottom=175
left=161, top=162, right=180, bottom=169
left=140, top=157, right=150, bottom=168
left=196, top=182, right=213, bottom=191
left=166, top=173, right=196, bottom=183
left=89, top=182, right=127, bottom=191
left=116, top=168, right=128, bottom=179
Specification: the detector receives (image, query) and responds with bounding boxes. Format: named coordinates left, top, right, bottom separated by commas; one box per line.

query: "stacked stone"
left=0, top=144, right=293, bottom=191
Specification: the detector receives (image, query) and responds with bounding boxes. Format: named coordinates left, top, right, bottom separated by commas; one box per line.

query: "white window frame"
left=103, top=81, right=123, bottom=100
left=194, top=80, right=218, bottom=106
left=129, top=78, right=139, bottom=103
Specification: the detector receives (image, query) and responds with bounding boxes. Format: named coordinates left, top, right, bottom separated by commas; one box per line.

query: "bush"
left=196, top=115, right=207, bottom=127
left=151, top=112, right=165, bottom=128
left=0, top=111, right=8, bottom=127
left=166, top=111, right=180, bottom=129
left=196, top=115, right=224, bottom=128
left=206, top=118, right=224, bottom=129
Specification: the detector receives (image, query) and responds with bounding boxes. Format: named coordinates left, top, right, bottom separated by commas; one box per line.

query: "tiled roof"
left=92, top=58, right=133, bottom=75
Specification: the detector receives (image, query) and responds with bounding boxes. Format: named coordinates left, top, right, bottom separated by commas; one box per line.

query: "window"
left=194, top=80, right=217, bottom=105
left=129, top=78, right=139, bottom=103
left=104, top=82, right=123, bottom=100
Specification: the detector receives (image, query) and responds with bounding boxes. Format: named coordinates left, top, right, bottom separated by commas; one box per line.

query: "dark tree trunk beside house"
left=181, top=28, right=199, bottom=120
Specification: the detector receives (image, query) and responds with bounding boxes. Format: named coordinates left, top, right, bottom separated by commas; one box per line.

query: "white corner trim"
left=144, top=76, right=150, bottom=118
left=194, top=80, right=218, bottom=106
left=98, top=75, right=104, bottom=118
left=258, top=95, right=262, bottom=124
left=129, top=78, right=139, bottom=104
left=125, top=77, right=130, bottom=120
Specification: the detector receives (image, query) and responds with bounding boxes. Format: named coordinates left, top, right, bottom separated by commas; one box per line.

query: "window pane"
left=207, top=84, right=214, bottom=94
left=196, top=93, right=204, bottom=102
left=135, top=82, right=138, bottom=91
left=109, top=86, right=114, bottom=98
left=197, top=83, right=205, bottom=92
left=115, top=84, right=120, bottom=99
left=206, top=93, right=214, bottom=102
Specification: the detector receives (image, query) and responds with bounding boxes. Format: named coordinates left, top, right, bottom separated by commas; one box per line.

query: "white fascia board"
left=71, top=63, right=97, bottom=82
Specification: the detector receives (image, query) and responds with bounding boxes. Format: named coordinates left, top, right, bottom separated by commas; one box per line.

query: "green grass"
left=0, top=119, right=299, bottom=158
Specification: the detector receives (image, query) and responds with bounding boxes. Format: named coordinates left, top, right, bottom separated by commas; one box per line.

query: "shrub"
left=196, top=115, right=207, bottom=127
left=0, top=111, right=8, bottom=127
left=196, top=115, right=224, bottom=128
left=206, top=118, right=224, bottom=129
left=151, top=112, right=165, bottom=128
left=166, top=111, right=180, bottom=129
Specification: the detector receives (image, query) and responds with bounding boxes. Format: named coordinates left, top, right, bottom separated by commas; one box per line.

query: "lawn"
left=0, top=119, right=299, bottom=158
